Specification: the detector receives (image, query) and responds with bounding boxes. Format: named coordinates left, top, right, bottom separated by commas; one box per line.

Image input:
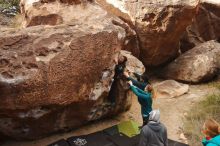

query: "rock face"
left=154, top=80, right=189, bottom=98
left=160, top=40, right=220, bottom=83
left=19, top=0, right=140, bottom=59
left=0, top=14, right=12, bottom=27
left=0, top=3, right=145, bottom=139
left=121, top=50, right=144, bottom=74
left=112, top=20, right=140, bottom=58
left=96, top=0, right=199, bottom=66
left=180, top=0, right=220, bottom=52
left=19, top=0, right=94, bottom=27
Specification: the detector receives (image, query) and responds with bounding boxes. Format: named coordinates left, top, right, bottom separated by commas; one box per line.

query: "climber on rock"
left=114, top=55, right=127, bottom=79
left=128, top=80, right=155, bottom=126
left=138, top=109, right=168, bottom=146
left=108, top=54, right=128, bottom=104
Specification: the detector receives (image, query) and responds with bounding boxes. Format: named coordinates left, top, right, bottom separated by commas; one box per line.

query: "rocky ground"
left=0, top=14, right=12, bottom=27
left=2, top=78, right=219, bottom=146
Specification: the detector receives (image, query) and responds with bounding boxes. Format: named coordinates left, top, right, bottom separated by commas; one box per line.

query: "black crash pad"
left=48, top=132, right=189, bottom=146
left=103, top=125, right=118, bottom=136
left=107, top=133, right=132, bottom=146
left=67, top=131, right=115, bottom=146
left=168, top=139, right=189, bottom=146
left=48, top=120, right=189, bottom=146
left=48, top=134, right=188, bottom=146
left=129, top=134, right=188, bottom=146
left=48, top=139, right=70, bottom=146
left=130, top=134, right=141, bottom=146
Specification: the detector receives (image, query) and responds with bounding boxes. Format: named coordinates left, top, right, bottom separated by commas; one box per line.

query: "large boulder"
left=154, top=80, right=189, bottom=98
left=19, top=0, right=95, bottom=27
left=180, top=0, right=220, bottom=52
left=160, top=40, right=220, bottom=83
left=0, top=5, right=144, bottom=139
left=96, top=0, right=199, bottom=66
left=19, top=0, right=140, bottom=59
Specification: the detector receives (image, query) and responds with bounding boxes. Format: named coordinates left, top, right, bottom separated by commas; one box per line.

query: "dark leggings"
left=143, top=116, right=149, bottom=126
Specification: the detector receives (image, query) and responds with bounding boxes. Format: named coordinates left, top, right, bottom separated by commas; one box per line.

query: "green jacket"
left=130, top=85, right=152, bottom=118
left=202, top=135, right=220, bottom=146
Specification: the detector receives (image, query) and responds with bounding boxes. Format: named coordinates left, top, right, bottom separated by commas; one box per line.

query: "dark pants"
left=142, top=116, right=149, bottom=126
left=108, top=80, right=117, bottom=104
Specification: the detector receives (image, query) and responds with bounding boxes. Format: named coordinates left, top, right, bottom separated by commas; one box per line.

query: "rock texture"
left=154, top=80, right=189, bottom=98
left=96, top=0, right=199, bottom=66
left=0, top=3, right=145, bottom=139
left=121, top=50, right=144, bottom=74
left=160, top=40, right=220, bottom=83
left=19, top=0, right=140, bottom=59
left=180, top=0, right=220, bottom=52
left=112, top=20, right=140, bottom=58
left=19, top=0, right=94, bottom=27
left=0, top=14, right=12, bottom=27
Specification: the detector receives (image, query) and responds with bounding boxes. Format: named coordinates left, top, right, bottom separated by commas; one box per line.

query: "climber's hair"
left=203, top=118, right=220, bottom=138
left=145, top=84, right=156, bottom=99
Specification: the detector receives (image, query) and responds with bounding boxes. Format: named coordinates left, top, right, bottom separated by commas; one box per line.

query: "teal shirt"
left=202, top=135, right=220, bottom=146
left=130, top=85, right=152, bottom=118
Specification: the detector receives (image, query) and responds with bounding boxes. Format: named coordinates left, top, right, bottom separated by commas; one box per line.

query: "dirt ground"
left=2, top=79, right=219, bottom=146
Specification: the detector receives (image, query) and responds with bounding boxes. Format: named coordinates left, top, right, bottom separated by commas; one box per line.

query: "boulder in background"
left=160, top=40, right=220, bottom=83
left=154, top=80, right=189, bottom=98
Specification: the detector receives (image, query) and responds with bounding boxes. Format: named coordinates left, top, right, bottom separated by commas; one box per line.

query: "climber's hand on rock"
left=128, top=81, right=133, bottom=86
left=124, top=71, right=129, bottom=78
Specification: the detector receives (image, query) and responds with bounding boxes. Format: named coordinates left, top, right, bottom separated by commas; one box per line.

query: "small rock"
left=154, top=80, right=189, bottom=98
left=183, top=113, right=188, bottom=117
left=179, top=133, right=187, bottom=140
